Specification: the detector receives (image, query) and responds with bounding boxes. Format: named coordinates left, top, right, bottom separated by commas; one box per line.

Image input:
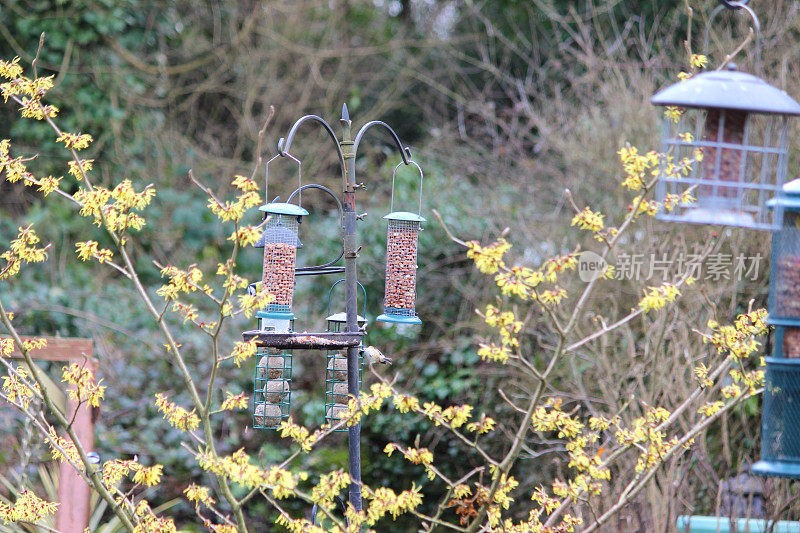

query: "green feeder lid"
left=259, top=202, right=309, bottom=216
left=326, top=312, right=367, bottom=325
left=384, top=211, right=426, bottom=223
left=767, top=179, right=800, bottom=212
left=376, top=313, right=422, bottom=325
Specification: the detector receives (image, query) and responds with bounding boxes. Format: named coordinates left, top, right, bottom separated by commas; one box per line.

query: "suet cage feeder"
left=377, top=162, right=425, bottom=325
left=253, top=346, right=293, bottom=430
left=753, top=180, right=800, bottom=478
left=652, top=64, right=800, bottom=230
left=325, top=280, right=366, bottom=430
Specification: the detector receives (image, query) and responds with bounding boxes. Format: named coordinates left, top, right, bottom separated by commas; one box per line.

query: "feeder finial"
left=341, top=103, right=350, bottom=123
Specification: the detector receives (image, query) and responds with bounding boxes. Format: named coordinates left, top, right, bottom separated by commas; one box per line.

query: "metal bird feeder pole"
left=251, top=104, right=416, bottom=513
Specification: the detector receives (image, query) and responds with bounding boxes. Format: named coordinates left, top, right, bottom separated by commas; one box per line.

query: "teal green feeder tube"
left=753, top=179, right=800, bottom=478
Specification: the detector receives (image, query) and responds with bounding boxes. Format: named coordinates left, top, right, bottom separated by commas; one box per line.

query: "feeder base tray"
left=242, top=331, right=362, bottom=349
left=751, top=460, right=800, bottom=479
left=669, top=207, right=755, bottom=227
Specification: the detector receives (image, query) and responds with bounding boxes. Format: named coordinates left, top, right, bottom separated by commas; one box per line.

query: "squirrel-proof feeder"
left=377, top=162, right=425, bottom=325
left=753, top=179, right=800, bottom=478
left=651, top=64, right=800, bottom=231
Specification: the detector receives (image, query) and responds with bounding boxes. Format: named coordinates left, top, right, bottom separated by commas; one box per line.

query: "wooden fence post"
left=6, top=336, right=95, bottom=533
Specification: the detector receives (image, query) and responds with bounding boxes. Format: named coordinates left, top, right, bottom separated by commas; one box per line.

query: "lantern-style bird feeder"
left=325, top=280, right=367, bottom=430
left=377, top=162, right=425, bottom=325
left=652, top=64, right=800, bottom=230
left=753, top=179, right=800, bottom=478
left=257, top=202, right=308, bottom=328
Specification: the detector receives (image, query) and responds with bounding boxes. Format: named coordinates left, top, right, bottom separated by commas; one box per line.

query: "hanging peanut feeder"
left=753, top=179, right=800, bottom=478
left=251, top=201, right=304, bottom=430
left=257, top=202, right=307, bottom=321
left=377, top=162, right=425, bottom=325
left=651, top=63, right=800, bottom=230
left=324, top=280, right=367, bottom=430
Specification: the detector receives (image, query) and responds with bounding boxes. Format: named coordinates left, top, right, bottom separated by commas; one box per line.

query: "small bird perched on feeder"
left=361, top=345, right=392, bottom=365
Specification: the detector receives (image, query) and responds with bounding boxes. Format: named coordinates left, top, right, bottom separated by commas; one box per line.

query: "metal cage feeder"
left=325, top=280, right=367, bottom=430
left=651, top=64, right=800, bottom=231
left=252, top=346, right=293, bottom=430
left=377, top=162, right=425, bottom=325
left=753, top=179, right=800, bottom=477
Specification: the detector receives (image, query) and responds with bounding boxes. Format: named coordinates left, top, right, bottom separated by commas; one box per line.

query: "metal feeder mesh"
left=324, top=319, right=363, bottom=431
left=769, top=228, right=800, bottom=324
left=759, top=359, right=800, bottom=465
left=262, top=215, right=299, bottom=308
left=655, top=110, right=789, bottom=230
left=252, top=347, right=292, bottom=430
left=384, top=219, right=419, bottom=315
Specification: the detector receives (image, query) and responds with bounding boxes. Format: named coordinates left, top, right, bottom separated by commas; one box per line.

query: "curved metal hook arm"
left=286, top=183, right=346, bottom=271
left=353, top=120, right=412, bottom=164
left=277, top=115, right=347, bottom=182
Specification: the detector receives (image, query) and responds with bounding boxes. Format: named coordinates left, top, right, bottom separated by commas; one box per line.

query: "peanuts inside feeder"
left=256, top=202, right=307, bottom=325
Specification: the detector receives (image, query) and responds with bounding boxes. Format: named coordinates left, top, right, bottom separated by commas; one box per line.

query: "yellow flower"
left=0, top=490, right=58, bottom=523
left=184, top=484, right=215, bottom=507
left=154, top=393, right=200, bottom=432
left=37, top=175, right=62, bottom=196
left=466, top=238, right=511, bottom=274
left=62, top=363, right=106, bottom=407
left=663, top=106, right=683, bottom=124
left=56, top=132, right=93, bottom=151
left=689, top=54, right=709, bottom=69
left=477, top=343, right=511, bottom=363
left=133, top=464, right=163, bottom=487
left=571, top=207, right=605, bottom=232
left=220, top=391, right=249, bottom=411
left=0, top=57, right=23, bottom=79
left=75, top=241, right=113, bottom=264
left=228, top=340, right=257, bottom=367
left=637, top=283, right=680, bottom=313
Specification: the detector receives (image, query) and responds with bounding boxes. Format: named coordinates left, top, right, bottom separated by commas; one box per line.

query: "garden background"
left=1, top=0, right=798, bottom=531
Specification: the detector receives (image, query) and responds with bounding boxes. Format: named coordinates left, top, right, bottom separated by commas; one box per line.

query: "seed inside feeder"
left=254, top=404, right=283, bottom=427
left=327, top=357, right=347, bottom=382
left=262, top=379, right=290, bottom=402
left=326, top=404, right=349, bottom=422
left=783, top=328, right=800, bottom=359
left=384, top=219, right=420, bottom=310
left=258, top=355, right=288, bottom=379
left=331, top=382, right=350, bottom=404
left=775, top=254, right=800, bottom=319
left=700, top=109, right=747, bottom=204
left=262, top=242, right=297, bottom=306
